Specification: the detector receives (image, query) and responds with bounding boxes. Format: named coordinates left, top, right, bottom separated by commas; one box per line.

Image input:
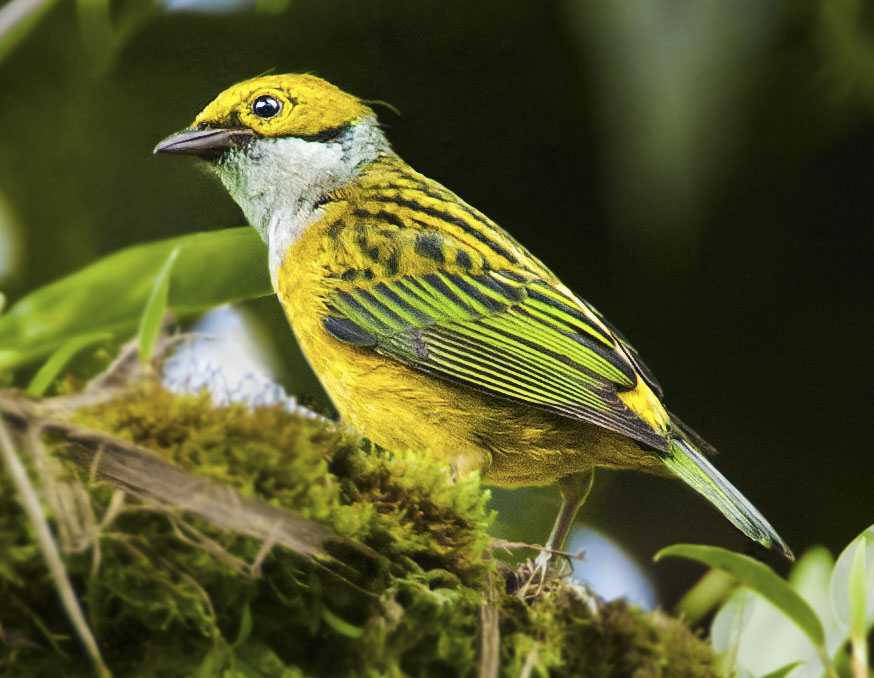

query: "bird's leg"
left=538, top=469, right=595, bottom=568
left=518, top=470, right=595, bottom=599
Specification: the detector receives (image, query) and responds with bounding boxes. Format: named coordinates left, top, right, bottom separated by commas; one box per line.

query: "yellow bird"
left=155, top=74, right=792, bottom=560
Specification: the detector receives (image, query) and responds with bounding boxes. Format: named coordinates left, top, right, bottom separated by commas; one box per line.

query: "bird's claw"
left=513, top=548, right=574, bottom=600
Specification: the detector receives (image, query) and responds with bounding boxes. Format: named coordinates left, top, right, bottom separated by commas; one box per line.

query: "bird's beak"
left=153, top=127, right=257, bottom=158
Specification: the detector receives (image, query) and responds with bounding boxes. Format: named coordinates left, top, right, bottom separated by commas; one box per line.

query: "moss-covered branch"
left=0, top=381, right=718, bottom=677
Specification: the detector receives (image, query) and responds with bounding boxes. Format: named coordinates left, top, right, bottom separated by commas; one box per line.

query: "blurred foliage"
left=663, top=525, right=874, bottom=678
left=1, top=0, right=874, bottom=607
left=0, top=228, right=269, bottom=370
left=658, top=544, right=830, bottom=666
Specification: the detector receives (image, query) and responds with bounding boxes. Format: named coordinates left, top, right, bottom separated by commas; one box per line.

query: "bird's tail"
left=659, top=432, right=794, bottom=560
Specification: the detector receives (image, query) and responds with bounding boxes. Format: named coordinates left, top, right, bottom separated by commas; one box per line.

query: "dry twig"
left=0, top=414, right=109, bottom=677
left=0, top=390, right=336, bottom=560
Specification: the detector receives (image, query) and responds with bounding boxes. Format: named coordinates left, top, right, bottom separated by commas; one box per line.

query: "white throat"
left=211, top=116, right=390, bottom=285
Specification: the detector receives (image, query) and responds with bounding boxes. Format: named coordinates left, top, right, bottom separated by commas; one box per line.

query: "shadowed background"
left=1, top=0, right=872, bottom=606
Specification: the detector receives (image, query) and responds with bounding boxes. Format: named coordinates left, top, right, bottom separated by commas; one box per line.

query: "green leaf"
left=848, top=539, right=869, bottom=674
left=786, top=547, right=845, bottom=659
left=674, top=567, right=737, bottom=624
left=0, top=228, right=271, bottom=371
left=789, top=546, right=834, bottom=602
left=758, top=661, right=803, bottom=678
left=0, top=0, right=64, bottom=64
left=26, top=331, right=113, bottom=396
left=829, top=524, right=874, bottom=631
left=0, top=291, right=6, bottom=315
left=656, top=544, right=826, bottom=647
left=849, top=540, right=867, bottom=632
left=231, top=603, right=253, bottom=649
left=321, top=608, right=363, bottom=638
left=137, top=246, right=179, bottom=362
left=710, top=587, right=754, bottom=665
left=193, top=646, right=221, bottom=678
left=76, top=0, right=114, bottom=69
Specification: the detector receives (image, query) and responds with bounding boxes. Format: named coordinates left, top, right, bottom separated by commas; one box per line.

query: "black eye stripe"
left=251, top=94, right=282, bottom=119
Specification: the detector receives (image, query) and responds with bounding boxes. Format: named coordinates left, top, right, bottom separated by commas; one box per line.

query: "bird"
left=154, top=74, right=793, bottom=562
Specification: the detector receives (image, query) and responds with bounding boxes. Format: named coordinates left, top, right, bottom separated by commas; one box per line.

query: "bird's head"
left=154, top=74, right=377, bottom=158
left=155, top=74, right=391, bottom=255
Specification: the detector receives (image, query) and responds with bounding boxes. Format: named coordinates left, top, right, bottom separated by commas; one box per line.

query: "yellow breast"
left=275, top=216, right=489, bottom=477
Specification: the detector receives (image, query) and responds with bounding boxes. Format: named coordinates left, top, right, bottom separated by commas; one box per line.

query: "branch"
left=0, top=390, right=337, bottom=560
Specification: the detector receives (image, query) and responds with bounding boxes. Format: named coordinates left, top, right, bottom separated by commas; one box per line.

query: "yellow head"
left=155, top=74, right=377, bottom=157
left=192, top=74, right=375, bottom=140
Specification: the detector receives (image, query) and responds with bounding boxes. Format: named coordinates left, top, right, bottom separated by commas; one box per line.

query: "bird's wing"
left=321, top=229, right=668, bottom=450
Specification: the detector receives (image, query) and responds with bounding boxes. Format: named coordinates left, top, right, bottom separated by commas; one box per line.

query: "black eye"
left=251, top=95, right=282, bottom=119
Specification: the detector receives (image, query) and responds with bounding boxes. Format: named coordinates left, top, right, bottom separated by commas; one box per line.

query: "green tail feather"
left=661, top=436, right=794, bottom=560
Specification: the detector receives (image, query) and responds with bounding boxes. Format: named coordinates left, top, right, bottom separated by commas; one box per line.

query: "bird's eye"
left=251, top=95, right=282, bottom=119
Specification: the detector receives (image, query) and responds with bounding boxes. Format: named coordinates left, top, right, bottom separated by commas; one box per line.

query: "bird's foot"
left=511, top=548, right=573, bottom=601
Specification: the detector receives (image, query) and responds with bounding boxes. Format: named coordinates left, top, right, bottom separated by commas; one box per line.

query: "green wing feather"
left=322, top=236, right=667, bottom=450
left=321, top=219, right=792, bottom=556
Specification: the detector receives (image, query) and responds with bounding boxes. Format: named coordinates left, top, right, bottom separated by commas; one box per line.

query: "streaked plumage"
left=155, top=74, right=792, bottom=560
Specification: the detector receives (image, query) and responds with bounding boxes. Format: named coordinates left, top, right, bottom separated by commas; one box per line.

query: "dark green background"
left=1, top=0, right=872, bottom=604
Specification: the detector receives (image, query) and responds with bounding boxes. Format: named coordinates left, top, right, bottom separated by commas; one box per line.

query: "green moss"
left=0, top=386, right=717, bottom=677
left=499, top=583, right=717, bottom=677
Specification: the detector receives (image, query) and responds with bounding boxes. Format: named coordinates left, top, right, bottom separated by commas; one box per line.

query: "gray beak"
left=153, top=127, right=257, bottom=158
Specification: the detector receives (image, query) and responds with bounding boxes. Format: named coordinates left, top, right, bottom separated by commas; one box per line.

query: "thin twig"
left=91, top=490, right=125, bottom=579
left=478, top=571, right=500, bottom=678
left=519, top=643, right=540, bottom=678
left=167, top=515, right=256, bottom=576
left=0, top=416, right=110, bottom=677
left=491, top=537, right=581, bottom=562
left=25, top=424, right=98, bottom=554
